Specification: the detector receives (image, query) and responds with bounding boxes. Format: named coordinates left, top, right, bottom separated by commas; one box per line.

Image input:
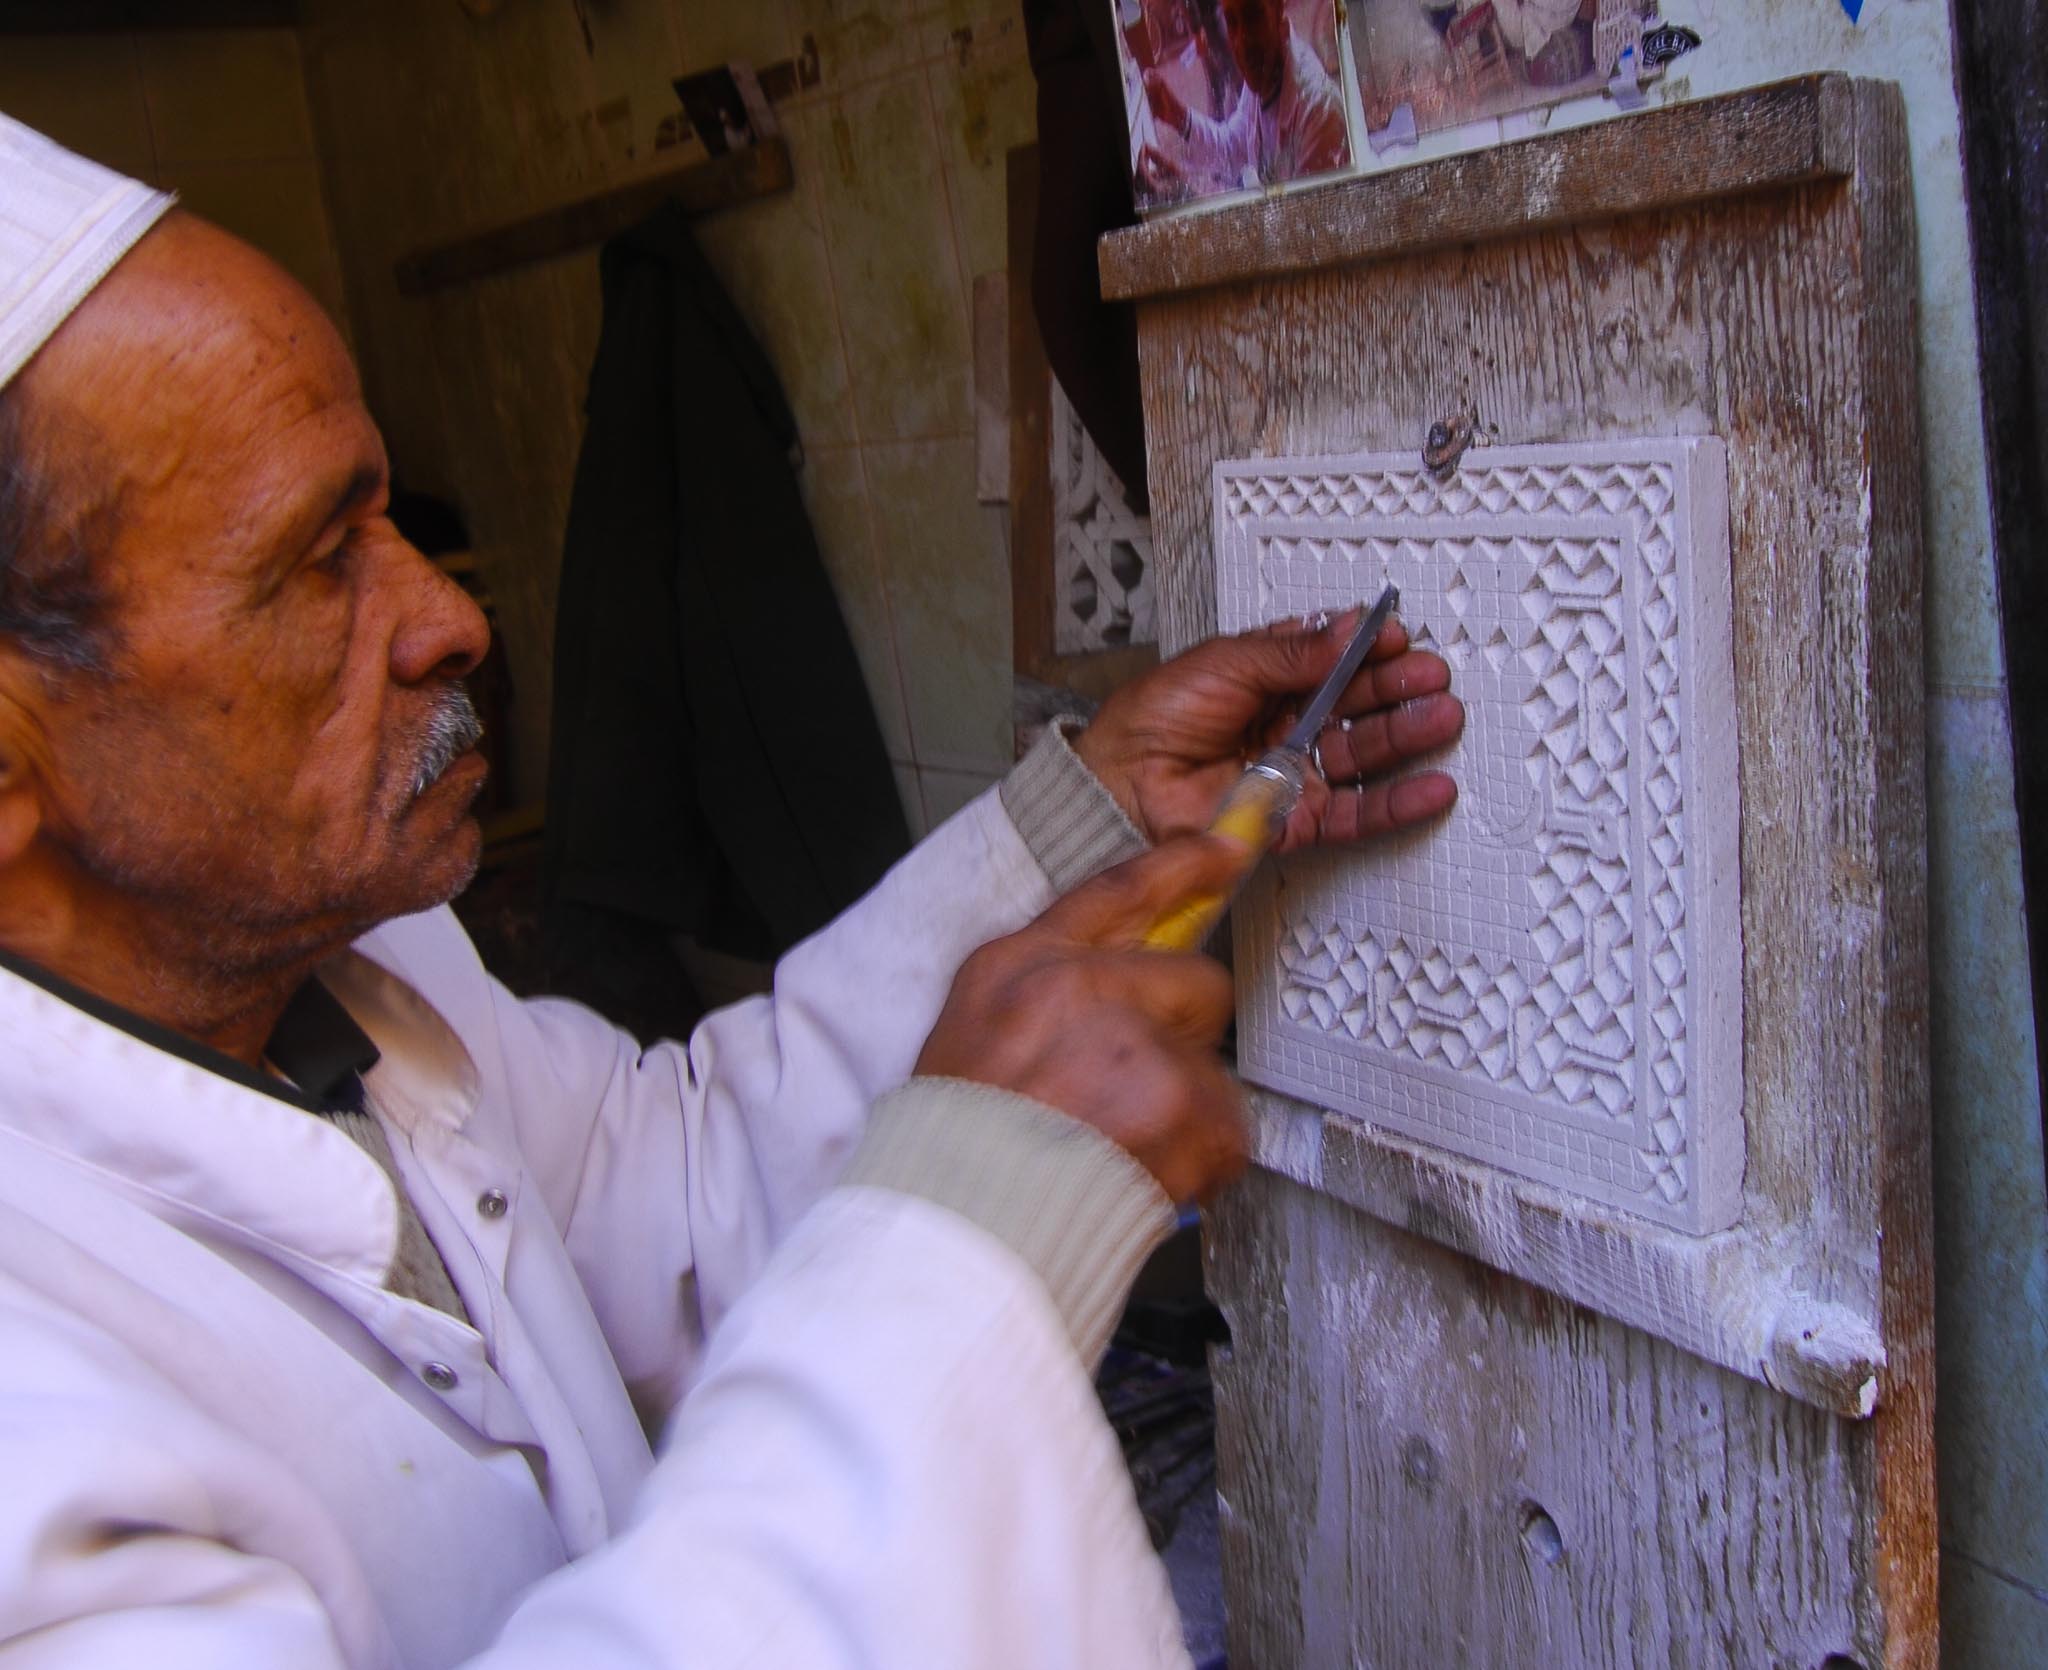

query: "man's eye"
left=312, top=532, right=359, bottom=576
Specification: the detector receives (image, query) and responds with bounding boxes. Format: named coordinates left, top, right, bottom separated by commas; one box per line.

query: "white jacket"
left=0, top=785, right=1190, bottom=1668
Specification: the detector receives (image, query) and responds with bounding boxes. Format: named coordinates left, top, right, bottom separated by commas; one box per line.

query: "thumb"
left=1037, top=834, right=1250, bottom=948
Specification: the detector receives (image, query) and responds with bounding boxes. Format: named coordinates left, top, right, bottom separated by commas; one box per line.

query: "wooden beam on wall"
left=392, top=137, right=793, bottom=296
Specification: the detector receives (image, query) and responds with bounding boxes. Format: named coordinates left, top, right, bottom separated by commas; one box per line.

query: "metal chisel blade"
left=1280, top=582, right=1401, bottom=755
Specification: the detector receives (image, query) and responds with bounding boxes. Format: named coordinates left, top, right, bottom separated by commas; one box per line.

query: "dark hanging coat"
left=542, top=204, right=908, bottom=1026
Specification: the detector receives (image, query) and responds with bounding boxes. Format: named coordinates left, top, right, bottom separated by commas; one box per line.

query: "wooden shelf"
left=1099, top=74, right=1854, bottom=303
left=394, top=137, right=793, bottom=296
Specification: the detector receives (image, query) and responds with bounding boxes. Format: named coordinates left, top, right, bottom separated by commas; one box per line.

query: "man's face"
left=9, top=215, right=491, bottom=967
left=1220, top=0, right=1287, bottom=104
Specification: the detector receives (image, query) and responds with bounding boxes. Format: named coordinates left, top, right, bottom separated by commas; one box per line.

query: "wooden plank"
left=1206, top=1171, right=1877, bottom=1666
left=1138, top=139, right=1922, bottom=1338
left=1243, top=1087, right=1883, bottom=1417
left=1100, top=73, right=1856, bottom=304
left=1138, top=182, right=1922, bottom=1333
left=393, top=138, right=793, bottom=296
left=1122, top=75, right=1933, bottom=1665
left=1851, top=81, right=1939, bottom=1670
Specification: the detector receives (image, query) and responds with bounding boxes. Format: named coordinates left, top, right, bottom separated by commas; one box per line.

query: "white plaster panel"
left=1214, top=439, right=1742, bottom=1231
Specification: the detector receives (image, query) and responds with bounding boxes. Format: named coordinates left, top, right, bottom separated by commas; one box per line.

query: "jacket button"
left=422, top=1362, right=459, bottom=1392
left=476, top=1188, right=509, bottom=1220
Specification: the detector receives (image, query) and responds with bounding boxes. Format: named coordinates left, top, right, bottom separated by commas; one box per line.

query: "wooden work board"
left=1100, top=75, right=1933, bottom=1666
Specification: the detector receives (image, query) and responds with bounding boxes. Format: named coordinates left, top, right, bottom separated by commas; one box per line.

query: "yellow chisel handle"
left=1141, top=750, right=1306, bottom=951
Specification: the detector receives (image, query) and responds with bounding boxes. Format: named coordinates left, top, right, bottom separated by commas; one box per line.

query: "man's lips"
left=413, top=747, right=488, bottom=806
left=440, top=748, right=488, bottom=785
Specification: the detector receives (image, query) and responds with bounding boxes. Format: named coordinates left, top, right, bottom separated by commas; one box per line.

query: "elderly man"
left=0, top=118, right=1461, bottom=1667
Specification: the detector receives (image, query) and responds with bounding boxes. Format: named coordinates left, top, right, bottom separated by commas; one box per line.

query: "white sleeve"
left=371, top=788, right=1059, bottom=1413
left=489, top=1191, right=1191, bottom=1668
left=0, top=1194, right=1190, bottom=1670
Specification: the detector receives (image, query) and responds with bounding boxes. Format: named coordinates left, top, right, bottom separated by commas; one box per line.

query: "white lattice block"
left=1050, top=376, right=1156, bottom=654
left=1214, top=440, right=1743, bottom=1231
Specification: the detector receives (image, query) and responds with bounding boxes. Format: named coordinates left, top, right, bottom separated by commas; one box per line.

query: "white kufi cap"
left=0, top=113, right=174, bottom=392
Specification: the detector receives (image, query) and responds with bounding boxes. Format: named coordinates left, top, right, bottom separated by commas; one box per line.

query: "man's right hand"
left=915, top=837, right=1249, bottom=1205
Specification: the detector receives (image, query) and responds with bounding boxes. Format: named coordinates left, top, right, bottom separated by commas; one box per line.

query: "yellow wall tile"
left=809, top=74, right=971, bottom=442
left=796, top=446, right=915, bottom=759
left=693, top=132, right=859, bottom=448
left=136, top=28, right=317, bottom=164
left=864, top=436, right=1012, bottom=771
left=0, top=33, right=154, bottom=179
left=165, top=157, right=351, bottom=335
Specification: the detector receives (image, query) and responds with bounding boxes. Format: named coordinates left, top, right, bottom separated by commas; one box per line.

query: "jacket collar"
left=0, top=939, right=481, bottom=1285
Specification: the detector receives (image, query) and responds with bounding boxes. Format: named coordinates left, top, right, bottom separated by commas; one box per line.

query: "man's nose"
left=385, top=538, right=490, bottom=685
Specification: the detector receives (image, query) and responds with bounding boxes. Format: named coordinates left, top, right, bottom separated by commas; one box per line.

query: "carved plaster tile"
left=1214, top=439, right=1742, bottom=1231
left=1051, top=375, right=1156, bottom=654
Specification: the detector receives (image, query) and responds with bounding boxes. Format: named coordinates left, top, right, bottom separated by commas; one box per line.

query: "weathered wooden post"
left=1103, top=75, right=1934, bottom=1667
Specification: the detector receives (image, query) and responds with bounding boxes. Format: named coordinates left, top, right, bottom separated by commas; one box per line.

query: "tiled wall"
left=295, top=0, right=1037, bottom=830
left=0, top=29, right=352, bottom=345
left=753, top=0, right=1039, bottom=831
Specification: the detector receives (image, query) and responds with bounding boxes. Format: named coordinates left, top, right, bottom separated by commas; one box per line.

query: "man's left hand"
left=1072, top=608, right=1465, bottom=852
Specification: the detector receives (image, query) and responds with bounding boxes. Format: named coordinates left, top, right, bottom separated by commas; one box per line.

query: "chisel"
left=1142, top=583, right=1401, bottom=952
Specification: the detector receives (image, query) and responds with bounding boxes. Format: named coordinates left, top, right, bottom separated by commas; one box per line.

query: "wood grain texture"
left=1851, top=85, right=1939, bottom=1670
left=1100, top=74, right=1856, bottom=304
left=1207, top=1170, right=1877, bottom=1667
left=1119, top=77, right=1933, bottom=1664
left=1241, top=1088, right=1885, bottom=1417
left=393, top=139, right=794, bottom=295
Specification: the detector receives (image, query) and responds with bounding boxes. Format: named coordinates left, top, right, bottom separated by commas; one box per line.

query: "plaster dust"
left=1215, top=438, right=1743, bottom=1233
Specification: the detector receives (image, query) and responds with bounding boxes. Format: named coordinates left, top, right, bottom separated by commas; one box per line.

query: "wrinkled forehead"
left=97, top=217, right=361, bottom=436
left=26, top=212, right=381, bottom=546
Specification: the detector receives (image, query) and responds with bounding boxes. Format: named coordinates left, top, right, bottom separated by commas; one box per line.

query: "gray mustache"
left=410, top=687, right=485, bottom=800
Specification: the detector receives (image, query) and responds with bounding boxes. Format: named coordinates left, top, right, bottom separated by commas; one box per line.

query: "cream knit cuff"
left=842, top=1077, right=1177, bottom=1367
left=1000, top=721, right=1149, bottom=895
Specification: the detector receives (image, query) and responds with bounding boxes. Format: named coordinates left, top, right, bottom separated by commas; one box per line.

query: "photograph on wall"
left=1112, top=0, right=1353, bottom=213
left=1348, top=0, right=1699, bottom=142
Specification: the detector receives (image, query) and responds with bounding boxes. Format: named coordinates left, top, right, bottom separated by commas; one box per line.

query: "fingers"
left=1312, top=688, right=1465, bottom=779
left=1143, top=1050, right=1248, bottom=1206
left=1035, top=833, right=1248, bottom=948
left=1192, top=602, right=1398, bottom=699
left=1083, top=949, right=1234, bottom=1045
left=1315, top=768, right=1460, bottom=842
left=1366, top=616, right=1409, bottom=661
left=1347, top=646, right=1451, bottom=710
left=1187, top=1053, right=1250, bottom=1202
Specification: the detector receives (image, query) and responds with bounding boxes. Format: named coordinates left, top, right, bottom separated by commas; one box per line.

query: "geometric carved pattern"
left=1216, top=440, right=1742, bottom=1231
left=1051, top=372, right=1156, bottom=654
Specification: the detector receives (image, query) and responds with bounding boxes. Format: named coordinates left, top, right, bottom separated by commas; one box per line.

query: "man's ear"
left=0, top=672, right=49, bottom=867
